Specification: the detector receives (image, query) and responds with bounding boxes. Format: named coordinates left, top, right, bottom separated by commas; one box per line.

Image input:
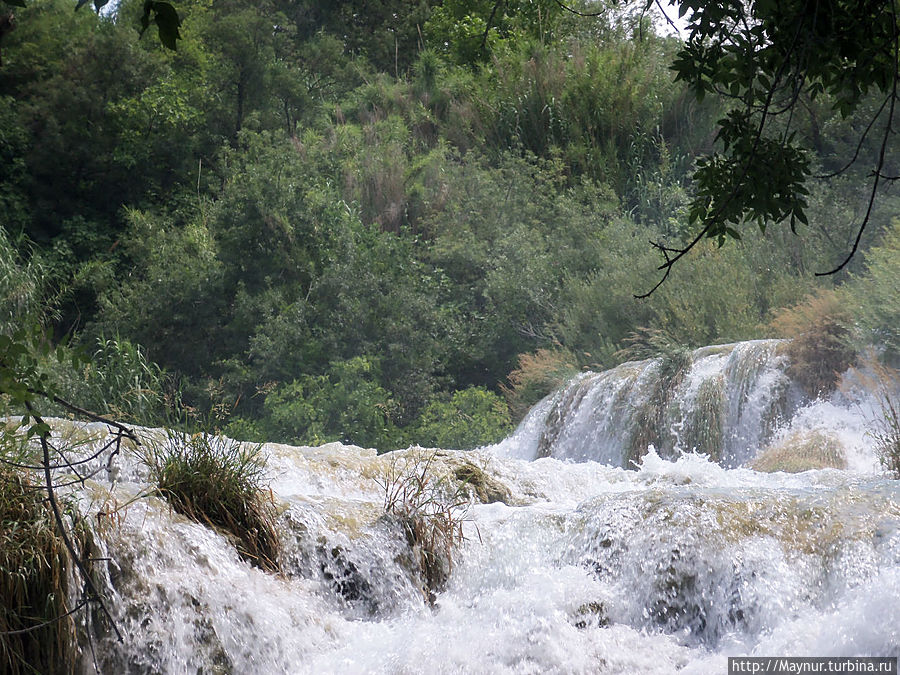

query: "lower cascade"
left=30, top=340, right=900, bottom=672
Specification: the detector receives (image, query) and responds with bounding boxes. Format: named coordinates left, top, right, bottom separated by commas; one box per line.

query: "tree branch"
left=816, top=1, right=899, bottom=276
left=19, top=400, right=127, bottom=645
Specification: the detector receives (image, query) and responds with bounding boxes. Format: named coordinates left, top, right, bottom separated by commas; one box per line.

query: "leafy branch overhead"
left=636, top=0, right=899, bottom=296
left=0, top=0, right=180, bottom=50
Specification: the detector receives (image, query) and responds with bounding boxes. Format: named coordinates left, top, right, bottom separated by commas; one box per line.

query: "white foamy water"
left=42, top=340, right=899, bottom=672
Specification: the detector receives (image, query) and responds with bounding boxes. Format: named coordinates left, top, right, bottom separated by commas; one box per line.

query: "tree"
left=630, top=0, right=899, bottom=295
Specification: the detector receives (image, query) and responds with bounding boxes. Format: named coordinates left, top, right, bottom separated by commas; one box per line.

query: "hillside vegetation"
left=0, top=0, right=897, bottom=449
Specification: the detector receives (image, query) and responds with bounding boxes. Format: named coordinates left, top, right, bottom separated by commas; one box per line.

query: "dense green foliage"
left=0, top=0, right=897, bottom=450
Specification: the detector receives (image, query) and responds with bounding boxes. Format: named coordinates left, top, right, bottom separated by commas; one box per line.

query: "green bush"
left=142, top=430, right=280, bottom=572
left=261, top=357, right=403, bottom=451
left=849, top=218, right=900, bottom=364
left=412, top=387, right=512, bottom=450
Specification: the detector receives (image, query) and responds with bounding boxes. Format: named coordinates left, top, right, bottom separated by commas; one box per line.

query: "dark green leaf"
left=152, top=1, right=181, bottom=50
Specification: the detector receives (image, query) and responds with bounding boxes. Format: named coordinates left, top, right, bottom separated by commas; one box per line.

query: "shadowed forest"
left=1, top=0, right=898, bottom=450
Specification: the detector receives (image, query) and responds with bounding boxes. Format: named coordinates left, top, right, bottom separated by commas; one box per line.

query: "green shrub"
left=142, top=430, right=280, bottom=573
left=849, top=218, right=900, bottom=363
left=261, top=357, right=402, bottom=451
left=412, top=387, right=513, bottom=450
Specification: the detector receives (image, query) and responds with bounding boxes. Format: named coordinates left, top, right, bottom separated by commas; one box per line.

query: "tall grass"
left=0, top=460, right=76, bottom=674
left=141, top=430, right=280, bottom=573
left=856, top=362, right=900, bottom=476
left=60, top=336, right=167, bottom=425
left=875, top=389, right=900, bottom=476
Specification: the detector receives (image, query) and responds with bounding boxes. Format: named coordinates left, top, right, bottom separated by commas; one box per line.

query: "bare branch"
left=817, top=4, right=898, bottom=277
left=553, top=0, right=610, bottom=18
left=0, top=599, right=90, bottom=636
left=814, top=93, right=891, bottom=179
left=24, top=402, right=125, bottom=642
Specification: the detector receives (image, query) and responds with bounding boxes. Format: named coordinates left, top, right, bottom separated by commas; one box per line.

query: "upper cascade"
left=493, top=339, right=878, bottom=471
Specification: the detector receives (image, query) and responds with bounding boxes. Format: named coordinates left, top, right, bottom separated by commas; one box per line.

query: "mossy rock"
left=752, top=430, right=846, bottom=473
left=453, top=461, right=511, bottom=504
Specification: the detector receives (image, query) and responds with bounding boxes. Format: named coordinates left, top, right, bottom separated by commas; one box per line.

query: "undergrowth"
left=141, top=430, right=281, bottom=573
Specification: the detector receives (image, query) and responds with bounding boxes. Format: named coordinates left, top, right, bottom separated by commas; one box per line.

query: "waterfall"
left=494, top=339, right=878, bottom=471
left=19, top=339, right=899, bottom=672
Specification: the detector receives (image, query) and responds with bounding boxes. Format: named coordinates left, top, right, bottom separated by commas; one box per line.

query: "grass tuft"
left=751, top=430, right=846, bottom=473
left=141, top=430, right=281, bottom=573
left=849, top=361, right=900, bottom=476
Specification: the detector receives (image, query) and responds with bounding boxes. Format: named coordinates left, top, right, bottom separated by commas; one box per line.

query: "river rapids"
left=52, top=340, right=899, bottom=673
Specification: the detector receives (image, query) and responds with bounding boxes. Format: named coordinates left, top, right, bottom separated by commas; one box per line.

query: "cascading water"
left=44, top=340, right=899, bottom=672
left=495, top=340, right=798, bottom=468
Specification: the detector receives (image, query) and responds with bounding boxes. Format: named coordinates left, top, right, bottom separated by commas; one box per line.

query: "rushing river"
left=58, top=340, right=898, bottom=673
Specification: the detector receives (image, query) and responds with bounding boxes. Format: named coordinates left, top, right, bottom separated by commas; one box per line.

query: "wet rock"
left=573, top=601, right=609, bottom=629
left=318, top=543, right=377, bottom=614
left=643, top=547, right=753, bottom=647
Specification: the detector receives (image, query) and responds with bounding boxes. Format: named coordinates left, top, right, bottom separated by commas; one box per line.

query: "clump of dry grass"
left=376, top=448, right=471, bottom=600
left=0, top=465, right=76, bottom=674
left=770, top=289, right=855, bottom=398
left=502, top=348, right=579, bottom=422
left=142, top=431, right=280, bottom=573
